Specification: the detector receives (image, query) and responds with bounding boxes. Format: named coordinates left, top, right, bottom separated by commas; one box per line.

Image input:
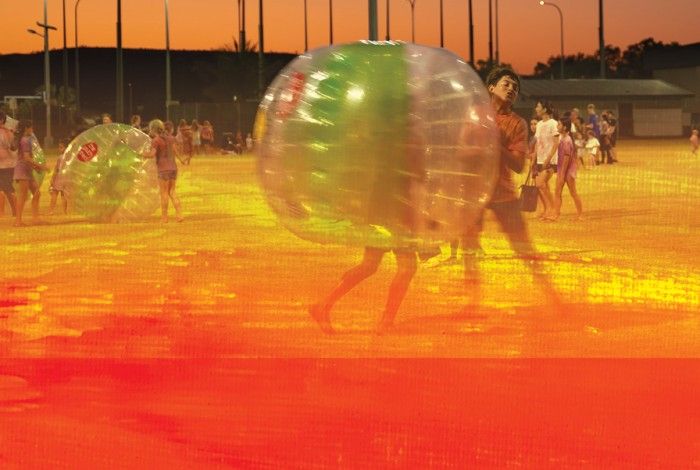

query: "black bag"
left=519, top=165, right=538, bottom=212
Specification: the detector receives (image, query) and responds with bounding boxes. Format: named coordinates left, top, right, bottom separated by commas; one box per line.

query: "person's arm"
left=502, top=119, right=527, bottom=173
left=142, top=138, right=159, bottom=159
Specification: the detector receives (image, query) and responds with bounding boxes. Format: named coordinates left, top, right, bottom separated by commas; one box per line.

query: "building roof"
left=644, top=42, right=700, bottom=70
left=520, top=79, right=694, bottom=100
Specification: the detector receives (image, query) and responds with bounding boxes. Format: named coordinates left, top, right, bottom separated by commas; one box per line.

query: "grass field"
left=2, top=138, right=698, bottom=358
left=1, top=139, right=699, bottom=467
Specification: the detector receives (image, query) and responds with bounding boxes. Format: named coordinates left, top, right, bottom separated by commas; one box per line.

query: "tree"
left=531, top=38, right=680, bottom=79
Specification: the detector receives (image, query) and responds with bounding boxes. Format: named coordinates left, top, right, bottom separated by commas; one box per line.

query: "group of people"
left=126, top=114, right=215, bottom=164
left=0, top=110, right=218, bottom=225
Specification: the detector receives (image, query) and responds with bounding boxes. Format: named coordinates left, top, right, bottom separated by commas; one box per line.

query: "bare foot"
left=161, top=217, right=168, bottom=224
left=309, top=304, right=334, bottom=335
left=13, top=221, right=27, bottom=227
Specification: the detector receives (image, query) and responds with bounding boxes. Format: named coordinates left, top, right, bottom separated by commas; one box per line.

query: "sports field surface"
left=1, top=139, right=698, bottom=467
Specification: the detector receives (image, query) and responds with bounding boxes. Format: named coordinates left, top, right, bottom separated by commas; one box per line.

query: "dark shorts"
left=158, top=170, right=178, bottom=181
left=0, top=168, right=14, bottom=194
left=535, top=163, right=557, bottom=173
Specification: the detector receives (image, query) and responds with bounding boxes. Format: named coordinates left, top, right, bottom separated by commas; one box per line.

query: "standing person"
left=460, top=66, right=560, bottom=310
left=551, top=112, right=583, bottom=221
left=586, top=104, right=600, bottom=140
left=130, top=114, right=142, bottom=131
left=585, top=129, right=601, bottom=167
left=101, top=113, right=113, bottom=125
left=245, top=132, right=253, bottom=152
left=0, top=111, right=18, bottom=217
left=691, top=129, right=699, bottom=155
left=142, top=119, right=183, bottom=223
left=533, top=100, right=558, bottom=220
left=191, top=119, right=201, bottom=156
left=177, top=119, right=193, bottom=164
left=309, top=95, right=427, bottom=335
left=13, top=121, right=48, bottom=226
left=200, top=120, right=214, bottom=154
left=599, top=111, right=612, bottom=164
left=607, top=110, right=619, bottom=163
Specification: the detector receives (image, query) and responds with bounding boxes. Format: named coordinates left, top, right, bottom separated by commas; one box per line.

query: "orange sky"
left=1, top=0, right=697, bottom=74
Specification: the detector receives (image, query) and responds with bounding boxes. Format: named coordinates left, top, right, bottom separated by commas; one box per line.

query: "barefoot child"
left=142, top=119, right=183, bottom=223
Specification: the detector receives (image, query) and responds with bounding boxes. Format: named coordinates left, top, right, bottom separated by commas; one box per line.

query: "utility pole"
left=369, top=0, right=378, bottom=41
left=116, top=0, right=124, bottom=122
left=258, top=0, right=264, bottom=98
left=468, top=0, right=474, bottom=66
left=599, top=0, right=605, bottom=78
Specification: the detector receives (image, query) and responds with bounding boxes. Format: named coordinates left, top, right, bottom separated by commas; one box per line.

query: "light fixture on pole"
left=74, top=0, right=83, bottom=114
left=538, top=0, right=564, bottom=79
left=406, top=0, right=416, bottom=43
left=28, top=2, right=56, bottom=148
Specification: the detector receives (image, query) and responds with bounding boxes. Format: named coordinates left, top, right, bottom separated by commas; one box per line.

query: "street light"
left=539, top=0, right=564, bottom=79
left=406, top=0, right=416, bottom=43
left=28, top=2, right=56, bottom=148
left=74, top=0, right=83, bottom=114
left=61, top=0, right=68, bottom=125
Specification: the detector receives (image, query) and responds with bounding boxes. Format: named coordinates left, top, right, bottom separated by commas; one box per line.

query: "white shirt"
left=535, top=118, right=559, bottom=165
left=585, top=137, right=600, bottom=155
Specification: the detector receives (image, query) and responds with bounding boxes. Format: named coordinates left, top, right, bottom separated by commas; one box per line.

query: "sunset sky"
left=1, top=0, right=697, bottom=74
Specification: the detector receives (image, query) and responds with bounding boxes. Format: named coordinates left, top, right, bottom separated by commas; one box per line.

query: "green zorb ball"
left=61, top=124, right=159, bottom=222
left=256, top=41, right=499, bottom=249
left=31, top=138, right=46, bottom=187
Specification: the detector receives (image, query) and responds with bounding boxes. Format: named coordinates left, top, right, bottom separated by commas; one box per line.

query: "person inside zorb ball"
left=60, top=123, right=159, bottom=222
left=255, top=41, right=500, bottom=333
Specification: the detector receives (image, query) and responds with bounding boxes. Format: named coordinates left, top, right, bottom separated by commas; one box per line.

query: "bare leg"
left=0, top=192, right=4, bottom=215
left=494, top=202, right=563, bottom=311
left=310, top=247, right=385, bottom=334
left=551, top=173, right=566, bottom=221
left=14, top=181, right=29, bottom=226
left=536, top=170, right=555, bottom=219
left=461, top=227, right=484, bottom=308
left=158, top=179, right=170, bottom=222
left=30, top=182, right=41, bottom=222
left=566, top=177, right=583, bottom=219
left=49, top=190, right=58, bottom=215
left=377, top=250, right=418, bottom=333
left=168, top=179, right=183, bottom=221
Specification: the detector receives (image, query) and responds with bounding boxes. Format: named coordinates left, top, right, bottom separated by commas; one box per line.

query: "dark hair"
left=0, top=111, right=6, bottom=124
left=536, top=99, right=555, bottom=117
left=17, top=120, right=33, bottom=136
left=485, top=65, right=521, bottom=90
left=559, top=111, right=572, bottom=133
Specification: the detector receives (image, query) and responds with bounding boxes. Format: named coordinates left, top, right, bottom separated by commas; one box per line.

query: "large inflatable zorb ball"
left=256, top=41, right=499, bottom=249
left=60, top=123, right=158, bottom=222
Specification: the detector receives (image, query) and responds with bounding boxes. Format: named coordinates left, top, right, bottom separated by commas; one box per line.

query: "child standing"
left=13, top=121, right=48, bottom=226
left=551, top=112, right=583, bottom=221
left=691, top=129, right=699, bottom=155
left=585, top=129, right=600, bottom=167
left=48, top=150, right=68, bottom=215
left=142, top=119, right=183, bottom=223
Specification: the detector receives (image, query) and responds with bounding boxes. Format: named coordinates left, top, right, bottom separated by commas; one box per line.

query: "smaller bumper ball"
left=60, top=123, right=159, bottom=222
